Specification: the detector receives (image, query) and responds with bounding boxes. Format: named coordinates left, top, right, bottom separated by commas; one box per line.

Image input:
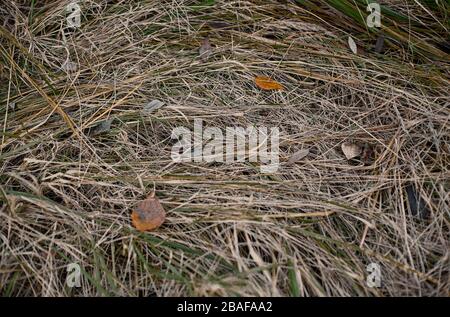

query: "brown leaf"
left=405, top=184, right=430, bottom=219
left=90, top=118, right=112, bottom=136
left=255, top=76, right=284, bottom=91
left=361, top=143, right=375, bottom=165
left=199, top=37, right=212, bottom=62
left=287, top=148, right=309, bottom=165
left=131, top=193, right=166, bottom=232
left=374, top=33, right=385, bottom=53
left=341, top=142, right=362, bottom=160
left=208, top=21, right=232, bottom=30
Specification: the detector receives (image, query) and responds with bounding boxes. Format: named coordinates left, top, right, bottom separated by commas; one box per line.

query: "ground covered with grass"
left=0, top=0, right=449, bottom=296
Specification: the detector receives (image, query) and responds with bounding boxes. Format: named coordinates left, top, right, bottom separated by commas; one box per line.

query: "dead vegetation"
left=0, top=0, right=449, bottom=296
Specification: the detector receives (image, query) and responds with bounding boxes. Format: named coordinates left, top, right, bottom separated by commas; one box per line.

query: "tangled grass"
left=0, top=0, right=449, bottom=296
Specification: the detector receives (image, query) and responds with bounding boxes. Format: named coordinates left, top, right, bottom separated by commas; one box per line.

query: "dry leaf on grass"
left=374, top=34, right=385, bottom=53
left=90, top=118, right=112, bottom=136
left=131, top=193, right=166, bottom=232
left=208, top=21, right=232, bottom=29
left=287, top=148, right=309, bottom=165
left=348, top=36, right=357, bottom=54
left=255, top=76, right=284, bottom=90
left=405, top=184, right=430, bottom=219
left=143, top=99, right=165, bottom=113
left=361, top=143, right=375, bottom=164
left=199, top=37, right=212, bottom=61
left=341, top=142, right=362, bottom=160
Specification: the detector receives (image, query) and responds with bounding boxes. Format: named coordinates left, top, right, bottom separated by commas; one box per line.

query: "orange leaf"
left=131, top=193, right=166, bottom=232
left=255, top=76, right=284, bottom=90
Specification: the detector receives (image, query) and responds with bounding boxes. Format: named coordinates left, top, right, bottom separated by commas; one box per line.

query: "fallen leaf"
left=131, top=193, right=166, bottom=232
left=143, top=99, right=165, bottom=113
left=361, top=143, right=375, bottom=164
left=199, top=37, right=212, bottom=61
left=341, top=142, right=362, bottom=160
left=255, top=76, right=284, bottom=90
left=348, top=36, right=357, bottom=54
left=208, top=21, right=232, bottom=29
left=405, top=184, right=430, bottom=219
left=90, top=118, right=112, bottom=136
left=287, top=148, right=309, bottom=165
left=374, top=33, right=385, bottom=53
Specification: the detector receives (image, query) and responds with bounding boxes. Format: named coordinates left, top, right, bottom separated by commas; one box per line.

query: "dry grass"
left=0, top=0, right=449, bottom=296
